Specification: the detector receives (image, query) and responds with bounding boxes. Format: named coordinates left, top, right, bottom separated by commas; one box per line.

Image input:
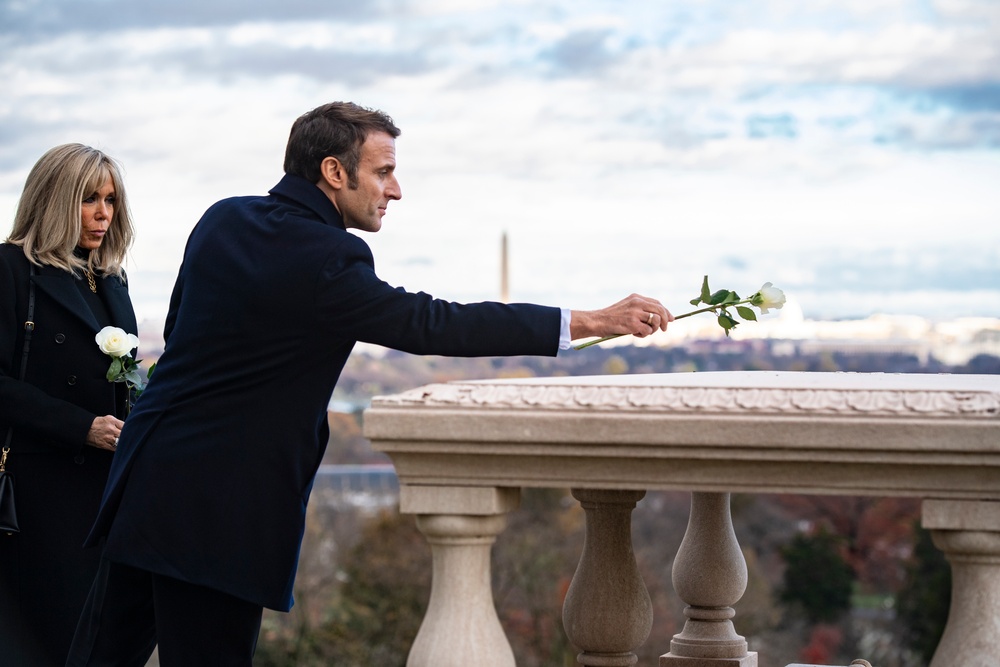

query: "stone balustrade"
left=364, top=371, right=1000, bottom=667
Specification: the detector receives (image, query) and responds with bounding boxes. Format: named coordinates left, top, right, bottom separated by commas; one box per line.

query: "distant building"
left=645, top=302, right=1000, bottom=366
left=311, top=464, right=399, bottom=513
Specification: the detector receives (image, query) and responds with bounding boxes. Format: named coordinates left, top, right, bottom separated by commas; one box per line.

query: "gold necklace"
left=85, top=271, right=97, bottom=293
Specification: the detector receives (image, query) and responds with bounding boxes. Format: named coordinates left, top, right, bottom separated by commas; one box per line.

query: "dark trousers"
left=66, top=558, right=263, bottom=667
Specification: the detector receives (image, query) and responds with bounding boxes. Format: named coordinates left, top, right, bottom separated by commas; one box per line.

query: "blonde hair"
left=6, top=143, right=135, bottom=277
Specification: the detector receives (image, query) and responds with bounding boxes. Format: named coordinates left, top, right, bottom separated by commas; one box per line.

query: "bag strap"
left=3, top=264, right=36, bottom=449
left=20, top=263, right=36, bottom=379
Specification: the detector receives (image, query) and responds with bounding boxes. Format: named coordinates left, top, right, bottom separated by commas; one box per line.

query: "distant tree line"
left=331, top=342, right=998, bottom=406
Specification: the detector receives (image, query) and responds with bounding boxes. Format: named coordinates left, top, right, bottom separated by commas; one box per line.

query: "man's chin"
left=344, top=218, right=382, bottom=233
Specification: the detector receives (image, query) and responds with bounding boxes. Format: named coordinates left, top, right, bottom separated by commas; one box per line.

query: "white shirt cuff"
left=558, top=308, right=572, bottom=350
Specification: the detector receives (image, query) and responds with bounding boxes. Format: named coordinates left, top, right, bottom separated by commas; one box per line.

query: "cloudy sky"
left=2, top=0, right=998, bottom=326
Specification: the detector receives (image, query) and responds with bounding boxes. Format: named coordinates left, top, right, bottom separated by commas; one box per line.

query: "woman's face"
left=78, top=174, right=116, bottom=251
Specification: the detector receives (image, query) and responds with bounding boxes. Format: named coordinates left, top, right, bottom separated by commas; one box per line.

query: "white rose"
left=95, top=326, right=139, bottom=358
left=752, top=282, right=786, bottom=314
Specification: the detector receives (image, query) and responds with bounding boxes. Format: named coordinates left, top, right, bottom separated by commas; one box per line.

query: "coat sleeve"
left=163, top=262, right=184, bottom=346
left=314, top=234, right=560, bottom=357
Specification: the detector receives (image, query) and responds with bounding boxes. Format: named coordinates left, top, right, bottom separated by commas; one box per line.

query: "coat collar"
left=268, top=174, right=345, bottom=230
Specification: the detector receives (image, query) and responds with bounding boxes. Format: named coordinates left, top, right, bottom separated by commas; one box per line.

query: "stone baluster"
left=923, top=499, right=1000, bottom=667
left=401, top=485, right=520, bottom=667
left=563, top=489, right=653, bottom=667
left=661, top=492, right=757, bottom=667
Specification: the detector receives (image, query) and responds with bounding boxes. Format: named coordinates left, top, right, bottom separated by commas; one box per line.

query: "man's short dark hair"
left=283, top=102, right=401, bottom=188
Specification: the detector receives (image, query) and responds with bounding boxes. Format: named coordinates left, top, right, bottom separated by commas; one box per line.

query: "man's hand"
left=570, top=294, right=673, bottom=341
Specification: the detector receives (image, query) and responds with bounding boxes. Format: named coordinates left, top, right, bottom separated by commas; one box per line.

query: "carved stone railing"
left=364, top=371, right=1000, bottom=667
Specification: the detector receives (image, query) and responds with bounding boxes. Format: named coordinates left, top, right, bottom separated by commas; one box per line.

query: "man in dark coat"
left=67, top=102, right=671, bottom=666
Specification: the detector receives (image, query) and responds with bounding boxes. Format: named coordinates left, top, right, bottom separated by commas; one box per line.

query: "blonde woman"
left=0, top=144, right=138, bottom=665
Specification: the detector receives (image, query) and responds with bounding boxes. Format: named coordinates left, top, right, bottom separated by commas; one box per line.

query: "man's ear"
left=318, top=156, right=346, bottom=190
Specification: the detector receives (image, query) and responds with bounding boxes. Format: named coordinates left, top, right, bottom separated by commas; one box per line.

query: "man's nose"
left=387, top=175, right=402, bottom=201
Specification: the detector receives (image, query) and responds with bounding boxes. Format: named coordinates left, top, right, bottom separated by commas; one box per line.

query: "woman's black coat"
left=0, top=242, right=138, bottom=664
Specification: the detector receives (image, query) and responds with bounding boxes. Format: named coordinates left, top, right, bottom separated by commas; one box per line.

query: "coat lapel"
left=31, top=268, right=137, bottom=338
left=103, top=273, right=138, bottom=338
left=31, top=269, right=101, bottom=332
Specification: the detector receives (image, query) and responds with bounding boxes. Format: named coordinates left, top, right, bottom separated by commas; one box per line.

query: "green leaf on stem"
left=106, top=357, right=123, bottom=382
left=736, top=306, right=757, bottom=321
left=718, top=311, right=738, bottom=335
left=700, top=275, right=711, bottom=303
left=709, top=289, right=733, bottom=305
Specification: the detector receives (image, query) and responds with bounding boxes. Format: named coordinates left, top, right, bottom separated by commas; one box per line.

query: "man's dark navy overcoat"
left=87, top=174, right=560, bottom=611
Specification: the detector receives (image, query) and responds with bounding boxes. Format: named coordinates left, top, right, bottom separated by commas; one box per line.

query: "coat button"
left=74, top=454, right=85, bottom=465
left=54, top=333, right=66, bottom=343
left=67, top=375, right=77, bottom=385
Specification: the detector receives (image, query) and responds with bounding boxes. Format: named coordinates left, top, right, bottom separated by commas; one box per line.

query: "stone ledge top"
left=369, top=371, right=1000, bottom=418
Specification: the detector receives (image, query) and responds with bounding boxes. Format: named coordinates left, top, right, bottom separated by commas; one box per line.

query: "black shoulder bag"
left=1, top=264, right=36, bottom=535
